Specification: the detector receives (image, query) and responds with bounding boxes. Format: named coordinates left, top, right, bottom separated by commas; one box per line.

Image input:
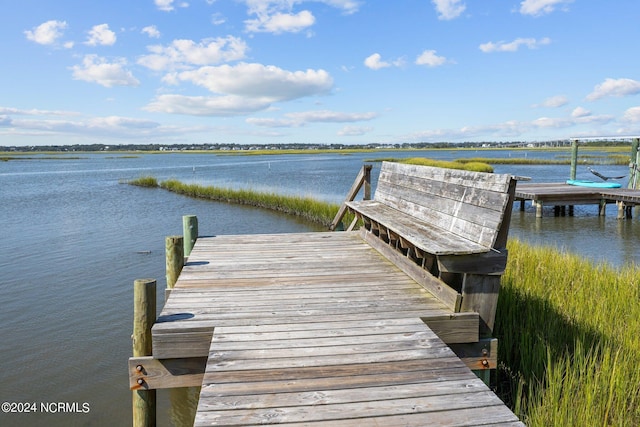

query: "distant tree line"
left=0, top=139, right=631, bottom=152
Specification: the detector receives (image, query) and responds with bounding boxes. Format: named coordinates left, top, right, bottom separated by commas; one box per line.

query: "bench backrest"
left=374, top=162, right=515, bottom=250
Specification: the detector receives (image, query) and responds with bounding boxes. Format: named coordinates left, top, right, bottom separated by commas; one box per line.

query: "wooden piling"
left=570, top=138, right=579, bottom=180
left=629, top=138, right=639, bottom=190
left=165, top=236, right=184, bottom=291
left=183, top=215, right=198, bottom=258
left=132, top=279, right=157, bottom=427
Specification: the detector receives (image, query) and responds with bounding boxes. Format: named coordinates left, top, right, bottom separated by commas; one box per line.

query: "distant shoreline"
left=0, top=140, right=633, bottom=154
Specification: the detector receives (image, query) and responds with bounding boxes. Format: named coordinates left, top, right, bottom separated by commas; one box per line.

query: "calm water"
left=0, top=150, right=637, bottom=426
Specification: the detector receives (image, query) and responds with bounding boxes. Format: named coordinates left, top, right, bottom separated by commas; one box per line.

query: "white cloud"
left=248, top=110, right=376, bottom=127
left=145, top=94, right=272, bottom=116
left=142, top=26, right=161, bottom=38
left=241, top=0, right=360, bottom=33
left=154, top=0, right=189, bottom=11
left=531, top=116, right=569, bottom=128
left=520, top=0, right=573, bottom=17
left=71, top=55, right=140, bottom=87
left=246, top=117, right=298, bottom=127
left=0, top=106, right=214, bottom=141
left=24, top=20, right=68, bottom=45
left=245, top=10, right=315, bottom=33
left=138, top=37, right=248, bottom=71
left=317, top=0, right=361, bottom=15
left=242, top=0, right=361, bottom=16
left=85, top=24, right=117, bottom=46
left=415, top=50, right=447, bottom=67
left=364, top=53, right=389, bottom=70
left=533, top=112, right=612, bottom=128
left=571, top=107, right=590, bottom=118
left=479, top=37, right=551, bottom=53
left=432, top=0, right=466, bottom=20
left=146, top=63, right=333, bottom=116
left=87, top=116, right=160, bottom=130
left=586, top=78, right=640, bottom=101
left=173, top=63, right=333, bottom=101
left=338, top=125, right=373, bottom=136
left=533, top=95, right=568, bottom=108
left=288, top=110, right=377, bottom=123
left=211, top=13, right=226, bottom=25
left=155, top=0, right=175, bottom=11
left=364, top=53, right=404, bottom=70
left=0, top=107, right=80, bottom=116
left=405, top=109, right=616, bottom=142
left=622, top=107, right=640, bottom=123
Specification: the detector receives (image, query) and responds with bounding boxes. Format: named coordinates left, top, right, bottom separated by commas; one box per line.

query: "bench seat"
left=345, top=200, right=491, bottom=256
left=344, top=162, right=517, bottom=335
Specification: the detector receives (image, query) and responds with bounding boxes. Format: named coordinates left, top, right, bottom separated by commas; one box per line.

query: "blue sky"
left=2, top=0, right=640, bottom=146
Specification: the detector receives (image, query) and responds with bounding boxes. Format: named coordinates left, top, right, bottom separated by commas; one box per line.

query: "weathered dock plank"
left=195, top=318, right=522, bottom=426
left=152, top=230, right=520, bottom=425
left=152, top=232, right=480, bottom=359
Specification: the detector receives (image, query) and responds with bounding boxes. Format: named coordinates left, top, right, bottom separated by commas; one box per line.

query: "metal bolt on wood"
left=132, top=278, right=156, bottom=427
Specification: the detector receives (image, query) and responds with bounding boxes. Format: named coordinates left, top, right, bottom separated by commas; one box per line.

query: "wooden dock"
left=515, top=182, right=640, bottom=218
left=149, top=231, right=522, bottom=426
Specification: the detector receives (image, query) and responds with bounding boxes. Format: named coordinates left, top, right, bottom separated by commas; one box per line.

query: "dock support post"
left=599, top=200, right=607, bottom=216
left=166, top=236, right=184, bottom=291
left=570, top=139, right=579, bottom=180
left=183, top=215, right=198, bottom=258
left=629, top=138, right=639, bottom=190
left=132, top=279, right=157, bottom=427
left=534, top=200, right=543, bottom=218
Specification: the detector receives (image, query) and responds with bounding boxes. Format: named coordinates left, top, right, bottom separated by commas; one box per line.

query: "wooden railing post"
left=183, top=215, right=198, bottom=258
left=132, top=278, right=157, bottom=427
left=363, top=165, right=372, bottom=200
left=330, top=164, right=372, bottom=231
left=165, top=236, right=184, bottom=291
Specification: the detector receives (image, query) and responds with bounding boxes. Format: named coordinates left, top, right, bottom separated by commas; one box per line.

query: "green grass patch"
left=0, top=155, right=85, bottom=161
left=128, top=176, right=159, bottom=188
left=128, top=176, right=351, bottom=227
left=365, top=157, right=494, bottom=173
left=217, top=148, right=383, bottom=156
left=455, top=154, right=631, bottom=166
left=496, top=239, right=640, bottom=426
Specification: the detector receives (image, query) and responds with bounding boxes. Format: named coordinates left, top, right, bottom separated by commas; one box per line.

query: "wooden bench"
left=346, top=162, right=517, bottom=336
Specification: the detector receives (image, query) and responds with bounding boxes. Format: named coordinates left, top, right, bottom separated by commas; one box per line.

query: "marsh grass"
left=0, top=155, right=85, bottom=161
left=128, top=176, right=350, bottom=227
left=497, top=239, right=640, bottom=426
left=128, top=174, right=640, bottom=425
left=161, top=179, right=346, bottom=226
left=128, top=176, right=159, bottom=187
left=217, top=148, right=382, bottom=156
left=365, top=157, right=494, bottom=172
left=457, top=154, right=630, bottom=165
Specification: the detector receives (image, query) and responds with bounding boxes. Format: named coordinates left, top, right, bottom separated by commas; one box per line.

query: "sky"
left=2, top=0, right=640, bottom=147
